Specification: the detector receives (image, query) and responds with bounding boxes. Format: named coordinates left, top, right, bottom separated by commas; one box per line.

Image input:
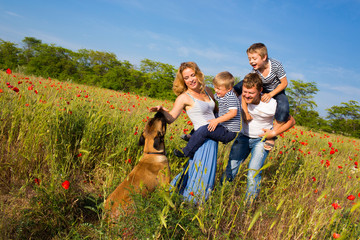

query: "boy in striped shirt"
left=234, top=43, right=290, bottom=150
left=174, top=71, right=241, bottom=158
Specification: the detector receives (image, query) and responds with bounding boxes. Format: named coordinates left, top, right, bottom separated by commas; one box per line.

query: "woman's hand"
left=149, top=105, right=169, bottom=112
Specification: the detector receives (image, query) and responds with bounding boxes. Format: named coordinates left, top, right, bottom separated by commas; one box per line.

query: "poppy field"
left=0, top=69, right=360, bottom=239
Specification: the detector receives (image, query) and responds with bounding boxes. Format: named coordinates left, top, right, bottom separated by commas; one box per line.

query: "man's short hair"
left=213, top=71, right=235, bottom=89
left=243, top=73, right=263, bottom=92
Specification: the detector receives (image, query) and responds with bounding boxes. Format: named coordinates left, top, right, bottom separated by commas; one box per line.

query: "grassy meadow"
left=0, top=70, right=360, bottom=239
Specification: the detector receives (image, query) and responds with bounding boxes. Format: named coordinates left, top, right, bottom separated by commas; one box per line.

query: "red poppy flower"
left=0, top=89, right=3, bottom=93
left=333, top=233, right=340, bottom=239
left=330, top=150, right=335, bottom=155
left=62, top=180, right=70, bottom=189
left=347, top=195, right=356, bottom=201
left=34, top=178, right=40, bottom=185
left=190, top=191, right=194, bottom=196
left=325, top=160, right=330, bottom=167
left=12, top=87, right=19, bottom=93
left=77, top=153, right=82, bottom=157
left=6, top=68, right=11, bottom=74
left=331, top=202, right=341, bottom=209
left=312, top=177, right=316, bottom=182
left=358, top=193, right=360, bottom=198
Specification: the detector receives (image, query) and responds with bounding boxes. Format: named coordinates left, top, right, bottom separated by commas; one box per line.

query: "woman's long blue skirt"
left=171, top=139, right=218, bottom=204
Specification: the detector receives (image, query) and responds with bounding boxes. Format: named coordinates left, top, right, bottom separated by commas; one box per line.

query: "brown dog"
left=104, top=112, right=170, bottom=221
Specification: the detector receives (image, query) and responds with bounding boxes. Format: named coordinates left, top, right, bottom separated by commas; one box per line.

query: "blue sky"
left=1, top=0, right=360, bottom=116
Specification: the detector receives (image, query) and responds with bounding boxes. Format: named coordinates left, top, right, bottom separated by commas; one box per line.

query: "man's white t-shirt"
left=240, top=97, right=277, bottom=138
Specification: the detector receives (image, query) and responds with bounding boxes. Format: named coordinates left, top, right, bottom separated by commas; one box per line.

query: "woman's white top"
left=186, top=91, right=215, bottom=131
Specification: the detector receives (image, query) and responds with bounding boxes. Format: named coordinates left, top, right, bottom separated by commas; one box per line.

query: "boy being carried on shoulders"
left=234, top=43, right=290, bottom=150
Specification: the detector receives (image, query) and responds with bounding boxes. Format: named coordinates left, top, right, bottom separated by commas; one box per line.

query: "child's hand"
left=261, top=93, right=271, bottom=103
left=241, top=95, right=252, bottom=123
left=244, top=112, right=253, bottom=122
left=207, top=119, right=219, bottom=132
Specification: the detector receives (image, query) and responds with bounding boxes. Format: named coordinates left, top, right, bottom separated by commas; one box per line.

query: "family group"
left=150, top=43, right=296, bottom=207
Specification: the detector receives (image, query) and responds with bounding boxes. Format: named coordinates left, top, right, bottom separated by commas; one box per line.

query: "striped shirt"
left=252, top=58, right=286, bottom=92
left=214, top=90, right=241, bottom=132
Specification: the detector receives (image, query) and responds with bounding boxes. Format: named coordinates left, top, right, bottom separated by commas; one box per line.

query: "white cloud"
left=328, top=85, right=360, bottom=97
left=6, top=11, right=22, bottom=18
left=287, top=72, right=305, bottom=81
left=27, top=29, right=84, bottom=50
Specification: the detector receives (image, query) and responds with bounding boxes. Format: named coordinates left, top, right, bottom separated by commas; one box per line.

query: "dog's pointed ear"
left=138, top=132, right=145, bottom=146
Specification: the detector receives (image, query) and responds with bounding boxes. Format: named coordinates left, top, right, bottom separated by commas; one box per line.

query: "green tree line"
left=0, top=37, right=176, bottom=100
left=1, top=37, right=359, bottom=138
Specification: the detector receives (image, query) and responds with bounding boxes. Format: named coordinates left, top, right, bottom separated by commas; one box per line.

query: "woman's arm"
left=149, top=94, right=188, bottom=124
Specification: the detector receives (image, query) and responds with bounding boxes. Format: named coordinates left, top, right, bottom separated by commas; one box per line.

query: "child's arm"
left=207, top=109, right=237, bottom=132
left=261, top=76, right=288, bottom=103
left=241, top=94, right=253, bottom=123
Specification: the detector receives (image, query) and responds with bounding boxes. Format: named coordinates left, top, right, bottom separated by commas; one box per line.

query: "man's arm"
left=259, top=115, right=295, bottom=139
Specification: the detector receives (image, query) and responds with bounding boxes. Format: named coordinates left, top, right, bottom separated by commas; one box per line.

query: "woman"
left=150, top=62, right=218, bottom=204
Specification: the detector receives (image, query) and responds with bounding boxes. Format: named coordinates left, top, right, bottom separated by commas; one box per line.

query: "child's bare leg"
left=264, top=120, right=284, bottom=151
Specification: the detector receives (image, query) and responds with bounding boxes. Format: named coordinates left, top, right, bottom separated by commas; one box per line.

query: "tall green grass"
left=1, top=70, right=359, bottom=239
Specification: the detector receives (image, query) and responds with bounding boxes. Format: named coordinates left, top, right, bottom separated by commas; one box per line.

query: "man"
left=223, top=73, right=295, bottom=206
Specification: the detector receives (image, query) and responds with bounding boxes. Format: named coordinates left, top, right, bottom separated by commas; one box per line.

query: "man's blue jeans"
left=223, top=133, right=269, bottom=204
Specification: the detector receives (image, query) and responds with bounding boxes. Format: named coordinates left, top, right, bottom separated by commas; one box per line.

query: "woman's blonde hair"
left=173, top=62, right=205, bottom=96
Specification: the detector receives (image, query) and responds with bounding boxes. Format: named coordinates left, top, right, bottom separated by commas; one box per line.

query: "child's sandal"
left=264, top=141, right=274, bottom=151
